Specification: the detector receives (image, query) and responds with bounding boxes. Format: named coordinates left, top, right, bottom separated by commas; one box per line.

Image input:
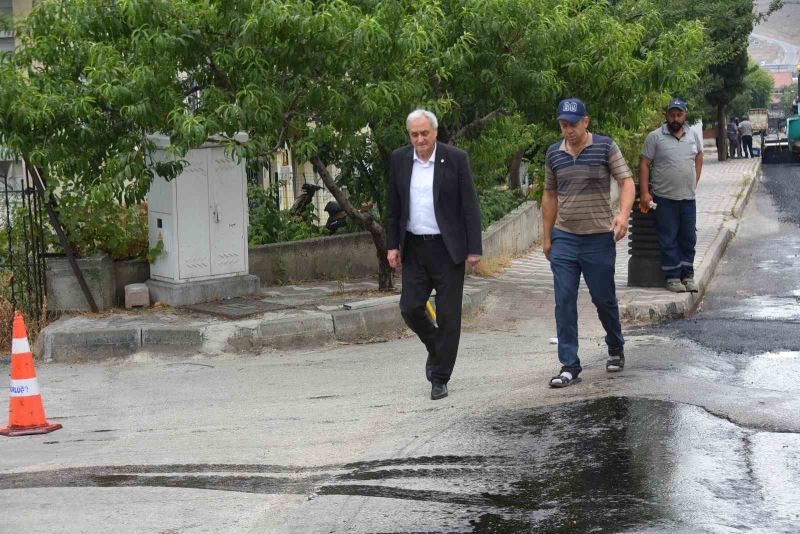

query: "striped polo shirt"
left=545, top=133, right=633, bottom=235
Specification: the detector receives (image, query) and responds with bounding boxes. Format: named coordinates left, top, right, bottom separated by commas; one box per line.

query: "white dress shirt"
left=407, top=144, right=441, bottom=235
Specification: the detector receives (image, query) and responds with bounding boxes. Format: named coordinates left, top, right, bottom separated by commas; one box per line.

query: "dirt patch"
left=473, top=254, right=512, bottom=278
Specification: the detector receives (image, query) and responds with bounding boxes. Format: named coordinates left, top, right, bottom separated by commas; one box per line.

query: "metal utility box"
left=147, top=136, right=249, bottom=283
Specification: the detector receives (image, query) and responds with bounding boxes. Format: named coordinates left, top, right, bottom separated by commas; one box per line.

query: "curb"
left=38, top=286, right=491, bottom=362
left=620, top=164, right=760, bottom=322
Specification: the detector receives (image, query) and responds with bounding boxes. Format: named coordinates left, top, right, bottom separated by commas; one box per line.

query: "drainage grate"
left=184, top=298, right=290, bottom=319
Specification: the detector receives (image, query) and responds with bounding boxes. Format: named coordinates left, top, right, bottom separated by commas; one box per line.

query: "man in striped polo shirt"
left=543, top=98, right=635, bottom=388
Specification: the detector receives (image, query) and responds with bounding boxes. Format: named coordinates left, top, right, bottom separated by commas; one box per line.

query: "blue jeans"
left=653, top=196, right=696, bottom=280
left=550, top=228, right=625, bottom=374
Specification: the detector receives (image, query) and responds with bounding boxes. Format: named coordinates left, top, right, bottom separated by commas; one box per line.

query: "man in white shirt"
left=738, top=117, right=753, bottom=158
left=387, top=109, right=483, bottom=400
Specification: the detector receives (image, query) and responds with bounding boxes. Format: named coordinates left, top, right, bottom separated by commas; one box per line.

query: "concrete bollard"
left=124, top=283, right=150, bottom=309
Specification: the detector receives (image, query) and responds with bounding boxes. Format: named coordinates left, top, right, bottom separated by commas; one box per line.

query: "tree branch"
left=206, top=55, right=236, bottom=93
left=311, top=154, right=394, bottom=290
left=310, top=154, right=380, bottom=233
left=451, top=108, right=505, bottom=142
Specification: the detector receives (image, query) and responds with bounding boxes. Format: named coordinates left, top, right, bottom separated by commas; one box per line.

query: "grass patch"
left=473, top=253, right=512, bottom=278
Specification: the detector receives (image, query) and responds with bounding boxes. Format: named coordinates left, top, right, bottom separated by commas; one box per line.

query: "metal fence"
left=0, top=159, right=47, bottom=321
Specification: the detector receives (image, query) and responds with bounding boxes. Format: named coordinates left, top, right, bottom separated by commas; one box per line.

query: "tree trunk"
left=507, top=149, right=525, bottom=190
left=717, top=103, right=727, bottom=162
left=310, top=154, right=394, bottom=291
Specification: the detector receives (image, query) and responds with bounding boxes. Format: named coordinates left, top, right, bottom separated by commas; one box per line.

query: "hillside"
left=750, top=0, right=800, bottom=64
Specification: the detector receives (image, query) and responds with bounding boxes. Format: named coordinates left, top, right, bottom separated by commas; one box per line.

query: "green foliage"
left=247, top=184, right=325, bottom=245
left=728, top=63, right=775, bottom=118
left=781, top=83, right=799, bottom=118
left=459, top=114, right=539, bottom=189
left=54, top=194, right=148, bottom=260
left=479, top=188, right=526, bottom=230
left=0, top=204, right=46, bottom=266
left=0, top=0, right=718, bottom=258
left=657, top=1, right=785, bottom=121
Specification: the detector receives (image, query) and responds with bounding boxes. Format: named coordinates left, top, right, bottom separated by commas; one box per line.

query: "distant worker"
left=738, top=116, right=753, bottom=158
left=726, top=118, right=739, bottom=159
left=736, top=118, right=743, bottom=158
left=639, top=98, right=704, bottom=294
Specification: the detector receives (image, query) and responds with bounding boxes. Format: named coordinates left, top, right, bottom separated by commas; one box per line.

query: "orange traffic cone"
left=0, top=311, right=62, bottom=437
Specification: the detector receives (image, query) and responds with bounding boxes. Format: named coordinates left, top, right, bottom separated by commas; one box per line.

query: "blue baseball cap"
left=667, top=98, right=687, bottom=112
left=557, top=98, right=588, bottom=123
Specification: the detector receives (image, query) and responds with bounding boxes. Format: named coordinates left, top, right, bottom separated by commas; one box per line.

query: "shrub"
left=479, top=187, right=527, bottom=230
left=54, top=192, right=149, bottom=260
left=248, top=184, right=327, bottom=245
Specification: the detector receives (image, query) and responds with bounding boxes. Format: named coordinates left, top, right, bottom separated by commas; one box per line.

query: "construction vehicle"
left=748, top=108, right=768, bottom=134
left=789, top=111, right=800, bottom=158
left=762, top=66, right=800, bottom=164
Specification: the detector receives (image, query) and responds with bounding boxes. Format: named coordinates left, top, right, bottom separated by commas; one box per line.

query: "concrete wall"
left=46, top=254, right=116, bottom=311
left=249, top=201, right=544, bottom=286
left=113, top=258, right=150, bottom=307
left=472, top=201, right=542, bottom=272
left=249, top=231, right=377, bottom=285
left=47, top=201, right=544, bottom=306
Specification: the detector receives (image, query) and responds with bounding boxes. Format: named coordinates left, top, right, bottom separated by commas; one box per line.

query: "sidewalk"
left=469, top=155, right=761, bottom=322
left=36, top=277, right=490, bottom=362
left=35, top=155, right=760, bottom=362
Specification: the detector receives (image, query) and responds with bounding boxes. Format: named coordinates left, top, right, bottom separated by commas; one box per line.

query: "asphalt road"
left=651, top=161, right=800, bottom=354
left=751, top=32, right=800, bottom=66
left=3, top=162, right=800, bottom=533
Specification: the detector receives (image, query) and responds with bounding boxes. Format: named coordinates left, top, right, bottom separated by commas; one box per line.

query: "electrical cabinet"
left=147, top=137, right=249, bottom=283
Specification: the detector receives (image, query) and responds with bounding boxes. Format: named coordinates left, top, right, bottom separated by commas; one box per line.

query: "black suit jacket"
left=387, top=142, right=483, bottom=264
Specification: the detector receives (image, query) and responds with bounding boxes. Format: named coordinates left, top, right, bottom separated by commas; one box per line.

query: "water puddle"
left=3, top=399, right=798, bottom=532
left=325, top=398, right=800, bottom=532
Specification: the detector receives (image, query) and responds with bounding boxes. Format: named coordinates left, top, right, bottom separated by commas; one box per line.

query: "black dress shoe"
left=431, top=382, right=448, bottom=400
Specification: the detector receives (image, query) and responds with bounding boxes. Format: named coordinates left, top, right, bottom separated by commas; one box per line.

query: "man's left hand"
left=467, top=255, right=481, bottom=267
left=612, top=213, right=629, bottom=242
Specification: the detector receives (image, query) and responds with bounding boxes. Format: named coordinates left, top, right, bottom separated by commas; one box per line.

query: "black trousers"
left=742, top=135, right=753, bottom=158
left=399, top=234, right=465, bottom=384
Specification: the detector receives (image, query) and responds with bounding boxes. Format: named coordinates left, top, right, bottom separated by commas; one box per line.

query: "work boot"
left=666, top=279, right=686, bottom=293
left=682, top=278, right=699, bottom=293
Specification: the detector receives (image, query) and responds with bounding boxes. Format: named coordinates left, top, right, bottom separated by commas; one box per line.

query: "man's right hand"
left=639, top=191, right=653, bottom=213
left=387, top=249, right=401, bottom=269
left=543, top=240, right=552, bottom=262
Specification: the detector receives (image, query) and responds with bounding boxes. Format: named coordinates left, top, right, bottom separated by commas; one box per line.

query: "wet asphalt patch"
left=3, top=397, right=798, bottom=533
left=761, top=162, right=800, bottom=226
left=639, top=163, right=800, bottom=356
left=640, top=317, right=800, bottom=355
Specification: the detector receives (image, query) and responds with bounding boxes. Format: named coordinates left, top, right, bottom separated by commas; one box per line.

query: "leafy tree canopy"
left=0, top=0, right=713, bottom=287
left=728, top=62, right=774, bottom=118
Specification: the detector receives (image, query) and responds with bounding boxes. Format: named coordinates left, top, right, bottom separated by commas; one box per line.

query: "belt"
left=409, top=233, right=441, bottom=241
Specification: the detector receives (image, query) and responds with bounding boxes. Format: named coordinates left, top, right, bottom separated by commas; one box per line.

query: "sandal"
left=549, top=369, right=581, bottom=388
left=606, top=356, right=625, bottom=372
left=607, top=348, right=625, bottom=373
